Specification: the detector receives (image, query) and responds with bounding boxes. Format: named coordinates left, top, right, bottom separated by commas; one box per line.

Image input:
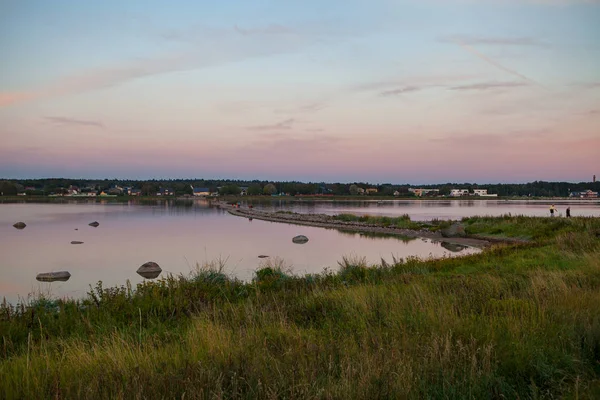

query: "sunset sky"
left=1, top=0, right=598, bottom=183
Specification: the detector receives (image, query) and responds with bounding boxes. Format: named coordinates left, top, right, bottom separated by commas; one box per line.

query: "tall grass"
left=2, top=216, right=600, bottom=398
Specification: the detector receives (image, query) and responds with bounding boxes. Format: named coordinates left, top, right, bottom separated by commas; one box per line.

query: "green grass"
left=333, top=213, right=424, bottom=230
left=1, top=216, right=600, bottom=399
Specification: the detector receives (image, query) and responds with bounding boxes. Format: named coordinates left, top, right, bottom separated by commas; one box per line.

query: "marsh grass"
left=333, top=213, right=422, bottom=229
left=2, top=216, right=600, bottom=399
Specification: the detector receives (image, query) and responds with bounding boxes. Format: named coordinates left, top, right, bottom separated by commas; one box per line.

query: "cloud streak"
left=379, top=86, right=424, bottom=96
left=247, top=118, right=295, bottom=131
left=449, top=81, right=529, bottom=91
left=439, top=35, right=546, bottom=47
left=43, top=116, right=105, bottom=129
left=448, top=38, right=540, bottom=85
left=0, top=24, right=317, bottom=108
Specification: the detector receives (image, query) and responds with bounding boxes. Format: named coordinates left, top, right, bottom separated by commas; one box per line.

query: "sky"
left=1, top=0, right=599, bottom=184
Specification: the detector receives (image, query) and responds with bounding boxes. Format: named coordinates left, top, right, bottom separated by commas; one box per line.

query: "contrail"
left=454, top=39, right=539, bottom=86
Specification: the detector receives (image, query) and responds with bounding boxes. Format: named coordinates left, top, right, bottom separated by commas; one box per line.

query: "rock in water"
left=137, top=261, right=162, bottom=279
left=440, top=223, right=467, bottom=238
left=292, top=235, right=309, bottom=244
left=258, top=255, right=269, bottom=258
left=89, top=221, right=100, bottom=227
left=36, top=271, right=71, bottom=282
left=71, top=241, right=84, bottom=244
left=13, top=222, right=26, bottom=229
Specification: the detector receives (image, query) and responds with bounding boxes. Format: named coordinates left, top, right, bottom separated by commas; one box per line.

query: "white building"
left=450, top=189, right=469, bottom=197
left=473, top=189, right=498, bottom=197
left=408, top=188, right=440, bottom=197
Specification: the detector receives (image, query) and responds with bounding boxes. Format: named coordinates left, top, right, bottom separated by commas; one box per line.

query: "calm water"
left=0, top=201, right=477, bottom=303
left=257, top=199, right=600, bottom=220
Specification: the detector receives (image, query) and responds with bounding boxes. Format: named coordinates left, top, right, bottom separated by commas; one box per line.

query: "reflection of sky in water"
left=253, top=199, right=600, bottom=220
left=0, top=201, right=478, bottom=303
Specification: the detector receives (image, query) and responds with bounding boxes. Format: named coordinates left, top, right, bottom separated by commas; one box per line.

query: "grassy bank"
left=1, top=216, right=600, bottom=399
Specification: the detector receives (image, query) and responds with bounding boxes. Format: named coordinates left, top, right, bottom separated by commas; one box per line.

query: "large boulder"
left=36, top=271, right=71, bottom=282
left=88, top=221, right=100, bottom=227
left=441, top=223, right=466, bottom=238
left=292, top=235, right=309, bottom=244
left=137, top=261, right=162, bottom=279
left=13, top=222, right=26, bottom=229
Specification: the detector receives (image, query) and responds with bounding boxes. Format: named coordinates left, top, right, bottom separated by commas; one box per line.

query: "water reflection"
left=441, top=242, right=467, bottom=253
left=337, top=229, right=416, bottom=243
left=0, top=201, right=480, bottom=302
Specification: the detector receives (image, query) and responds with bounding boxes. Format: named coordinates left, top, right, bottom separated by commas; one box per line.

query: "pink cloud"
left=0, top=92, right=36, bottom=107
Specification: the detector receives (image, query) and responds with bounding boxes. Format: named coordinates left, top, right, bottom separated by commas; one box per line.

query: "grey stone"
left=71, top=241, right=84, bottom=244
left=137, top=261, right=162, bottom=279
left=440, top=223, right=467, bottom=238
left=258, top=255, right=269, bottom=258
left=36, top=271, right=71, bottom=282
left=89, top=221, right=100, bottom=227
left=292, top=235, right=309, bottom=244
left=13, top=222, right=26, bottom=229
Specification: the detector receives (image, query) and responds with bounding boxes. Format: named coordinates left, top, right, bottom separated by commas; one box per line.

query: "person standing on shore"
left=549, top=205, right=556, bottom=217
left=566, top=207, right=571, bottom=218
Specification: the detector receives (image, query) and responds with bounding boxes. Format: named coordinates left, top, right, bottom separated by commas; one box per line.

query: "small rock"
left=71, top=241, right=84, bottom=244
left=13, top=222, right=26, bottom=229
left=88, top=221, right=100, bottom=227
left=258, top=255, right=269, bottom=258
left=292, top=235, right=309, bottom=244
left=36, top=271, right=71, bottom=282
left=137, top=261, right=162, bottom=279
left=75, top=228, right=78, bottom=230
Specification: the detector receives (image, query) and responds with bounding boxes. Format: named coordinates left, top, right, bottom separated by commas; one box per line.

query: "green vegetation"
left=333, top=213, right=452, bottom=232
left=1, top=217, right=600, bottom=398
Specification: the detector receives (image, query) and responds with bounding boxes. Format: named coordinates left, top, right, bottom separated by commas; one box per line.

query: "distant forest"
left=0, top=178, right=598, bottom=197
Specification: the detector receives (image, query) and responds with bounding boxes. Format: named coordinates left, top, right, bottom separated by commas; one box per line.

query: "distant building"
left=409, top=188, right=440, bottom=197
left=366, top=188, right=378, bottom=194
left=157, top=188, right=174, bottom=196
left=192, top=187, right=211, bottom=197
left=472, top=189, right=498, bottom=197
left=357, top=188, right=365, bottom=195
left=450, top=189, right=470, bottom=197
left=393, top=190, right=400, bottom=197
left=570, top=190, right=598, bottom=199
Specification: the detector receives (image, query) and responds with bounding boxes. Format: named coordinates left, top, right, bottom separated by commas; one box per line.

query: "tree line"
left=0, top=178, right=598, bottom=197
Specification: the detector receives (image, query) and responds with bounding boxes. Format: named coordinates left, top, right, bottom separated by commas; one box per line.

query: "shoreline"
left=225, top=205, right=501, bottom=248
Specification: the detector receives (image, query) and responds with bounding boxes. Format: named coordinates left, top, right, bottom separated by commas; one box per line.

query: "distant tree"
left=182, top=185, right=193, bottom=195
left=141, top=183, right=157, bottom=196
left=438, top=185, right=451, bottom=196
left=219, top=185, right=241, bottom=195
left=263, top=183, right=277, bottom=195
left=0, top=181, right=18, bottom=196
left=349, top=184, right=359, bottom=195
left=247, top=184, right=262, bottom=196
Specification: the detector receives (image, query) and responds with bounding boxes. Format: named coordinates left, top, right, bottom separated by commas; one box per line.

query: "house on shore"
left=473, top=189, right=498, bottom=197
left=192, top=187, right=211, bottom=197
left=450, top=189, right=470, bottom=197
left=570, top=190, right=598, bottom=198
left=409, top=188, right=440, bottom=197
left=366, top=188, right=378, bottom=195
left=157, top=188, right=174, bottom=196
